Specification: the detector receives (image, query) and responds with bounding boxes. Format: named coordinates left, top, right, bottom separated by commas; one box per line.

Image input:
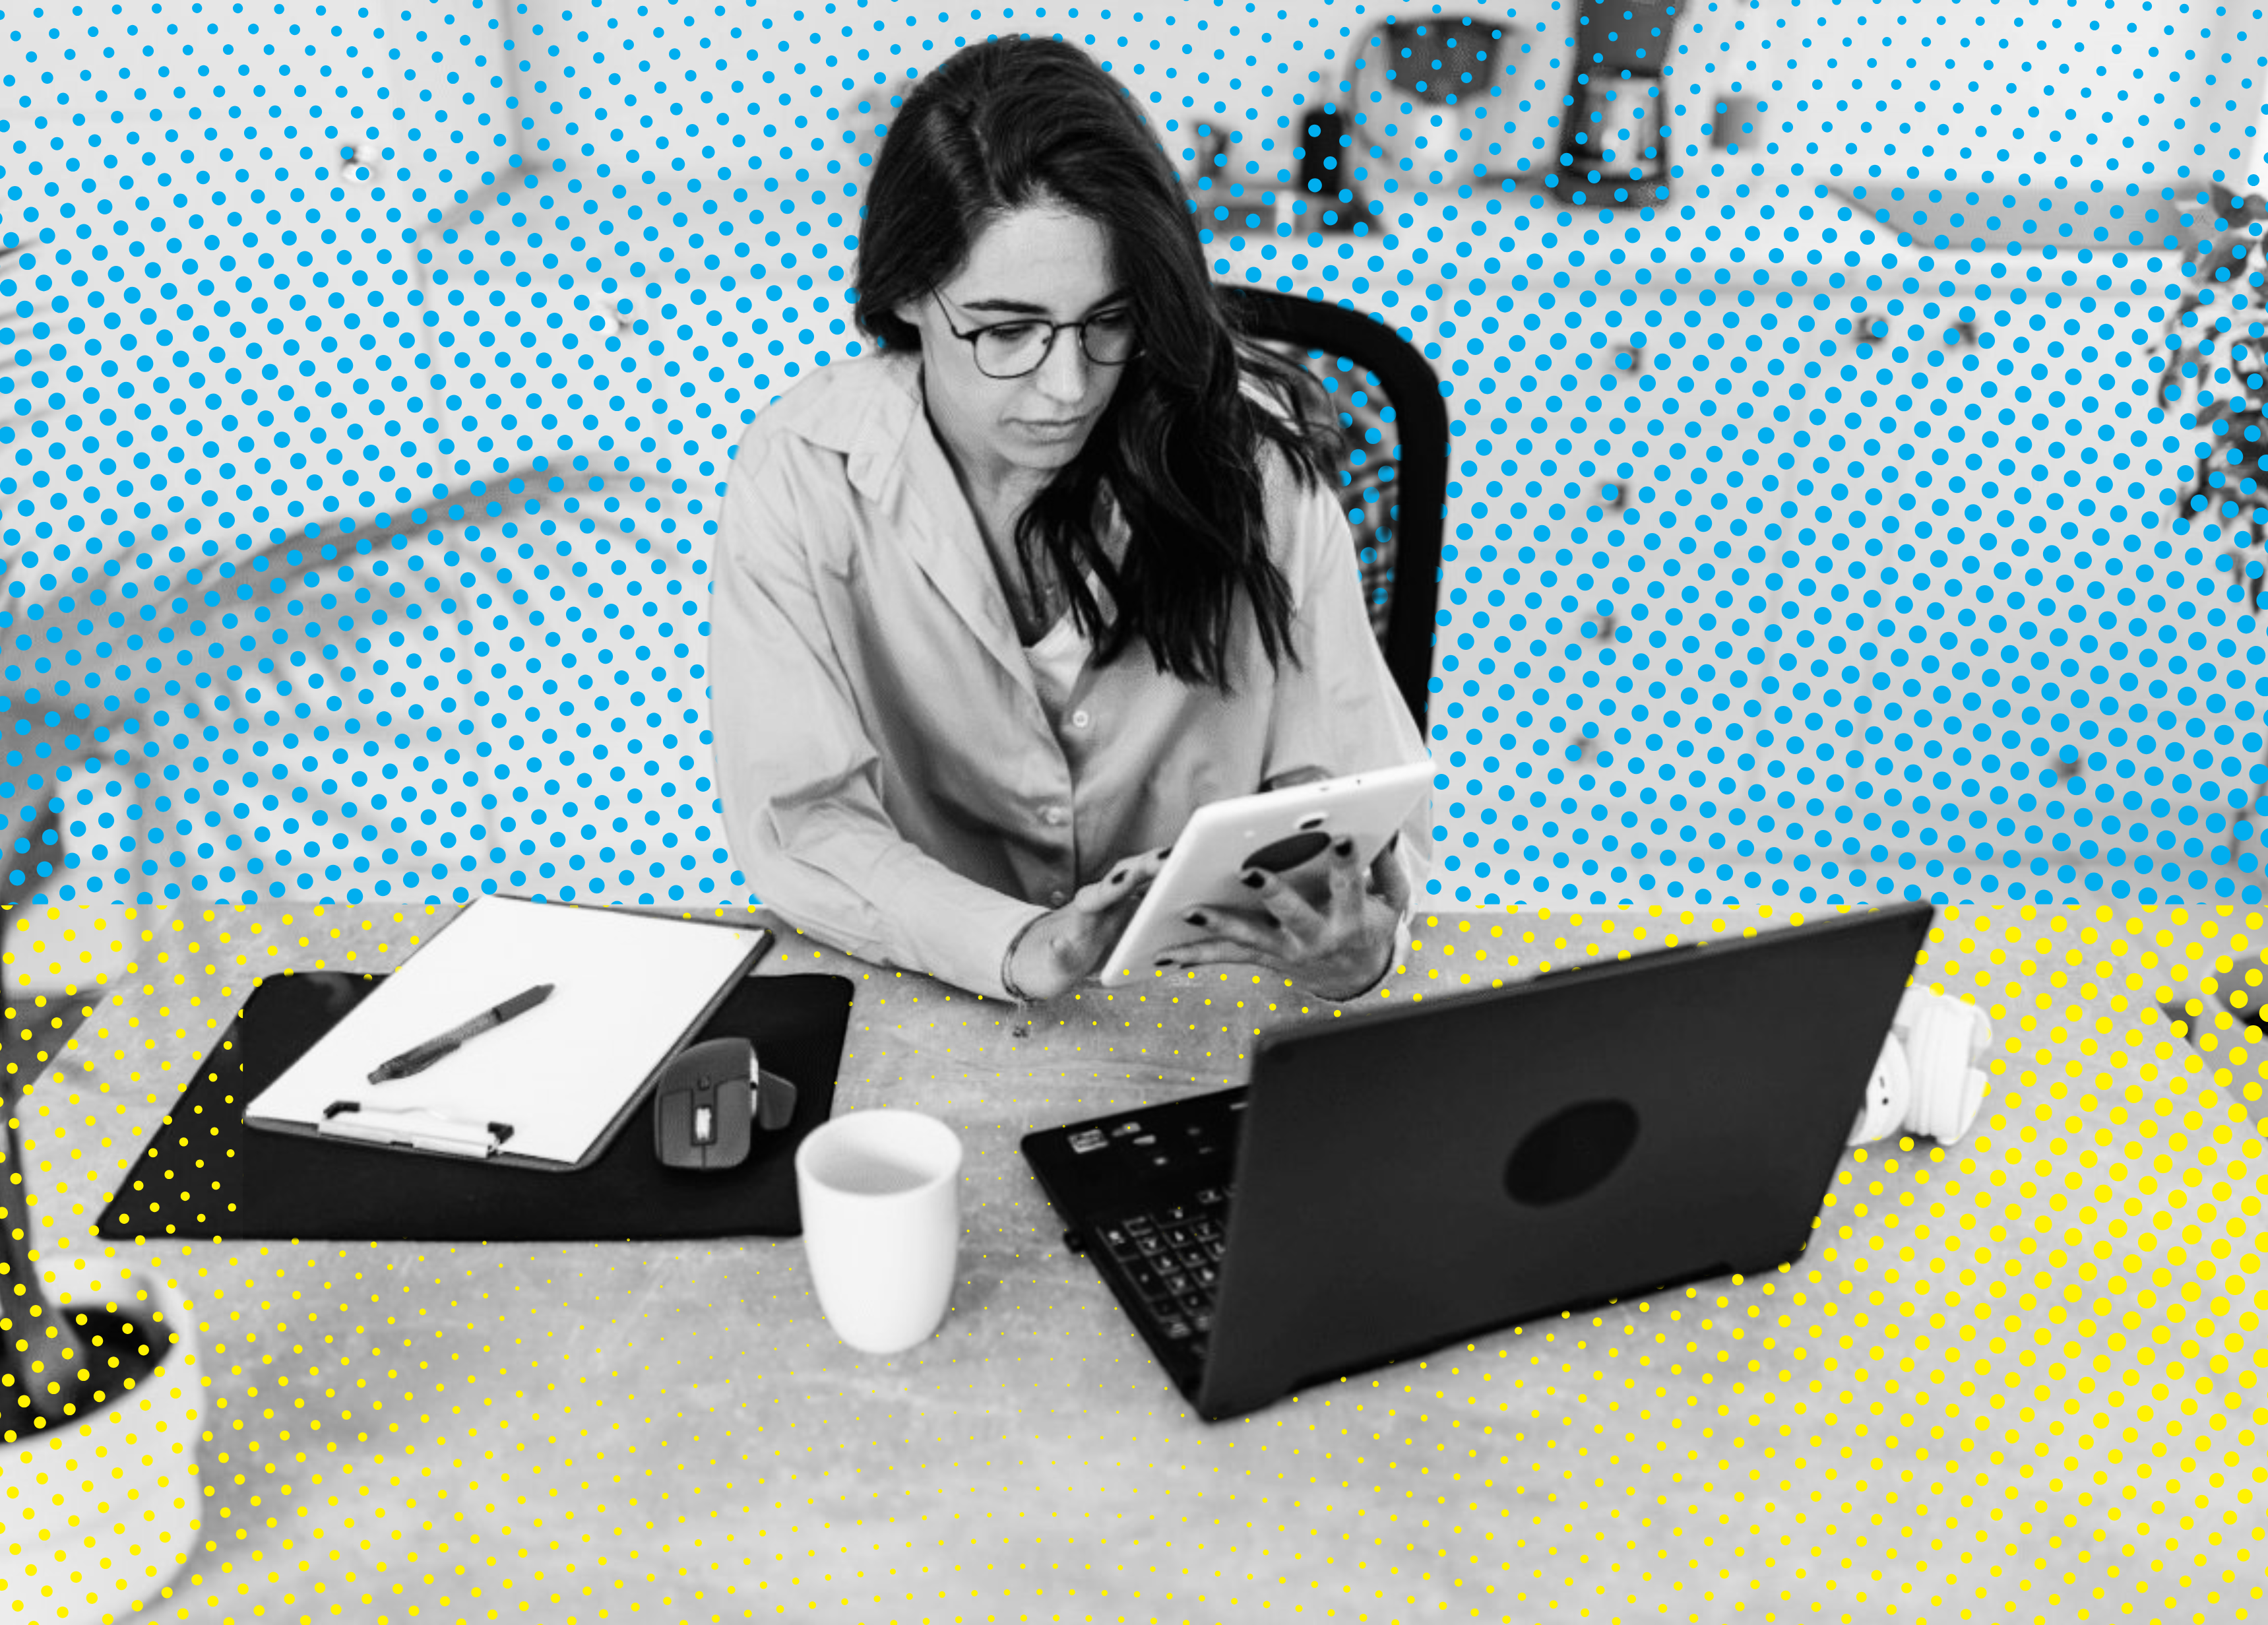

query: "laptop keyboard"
left=1023, top=1086, right=1251, bottom=1375
left=1092, top=1186, right=1231, bottom=1353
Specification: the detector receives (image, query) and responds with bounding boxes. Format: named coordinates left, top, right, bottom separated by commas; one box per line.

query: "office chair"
left=1220, top=285, right=1449, bottom=728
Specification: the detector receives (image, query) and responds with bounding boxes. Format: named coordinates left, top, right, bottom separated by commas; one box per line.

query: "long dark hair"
left=856, top=37, right=1338, bottom=687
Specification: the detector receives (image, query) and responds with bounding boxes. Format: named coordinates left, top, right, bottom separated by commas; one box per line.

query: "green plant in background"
left=2160, top=181, right=2268, bottom=609
left=2157, top=181, right=2268, bottom=841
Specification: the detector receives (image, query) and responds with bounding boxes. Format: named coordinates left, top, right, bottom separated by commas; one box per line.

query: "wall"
left=4, top=0, right=2258, bottom=989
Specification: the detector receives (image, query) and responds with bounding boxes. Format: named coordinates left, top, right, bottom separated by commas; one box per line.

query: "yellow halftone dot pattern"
left=0, top=899, right=2260, bottom=1623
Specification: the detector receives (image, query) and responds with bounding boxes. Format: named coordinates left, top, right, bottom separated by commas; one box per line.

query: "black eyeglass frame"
left=927, top=284, right=1144, bottom=379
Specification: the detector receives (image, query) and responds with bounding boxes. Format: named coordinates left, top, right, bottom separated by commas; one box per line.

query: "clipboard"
left=96, top=969, right=855, bottom=1242
left=239, top=895, right=771, bottom=1171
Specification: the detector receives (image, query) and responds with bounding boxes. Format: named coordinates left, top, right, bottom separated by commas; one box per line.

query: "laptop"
left=1021, top=901, right=1934, bottom=1422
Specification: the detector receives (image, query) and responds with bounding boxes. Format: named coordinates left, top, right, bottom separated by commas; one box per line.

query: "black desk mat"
left=95, top=971, right=854, bottom=1242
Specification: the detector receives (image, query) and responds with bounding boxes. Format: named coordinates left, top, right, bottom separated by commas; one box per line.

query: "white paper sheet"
left=241, top=897, right=770, bottom=1166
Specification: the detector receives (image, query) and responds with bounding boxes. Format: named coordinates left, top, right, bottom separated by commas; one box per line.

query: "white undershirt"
left=1024, top=609, right=1091, bottom=734
left=1023, top=567, right=1109, bottom=734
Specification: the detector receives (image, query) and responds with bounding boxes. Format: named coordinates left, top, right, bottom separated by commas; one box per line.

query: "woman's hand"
left=1154, top=836, right=1410, bottom=1001
left=1004, top=847, right=1173, bottom=1001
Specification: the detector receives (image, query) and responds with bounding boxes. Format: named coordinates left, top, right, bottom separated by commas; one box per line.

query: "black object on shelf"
left=1569, top=3, right=1696, bottom=198
left=1556, top=68, right=1670, bottom=202
left=1294, top=104, right=1369, bottom=232
left=95, top=969, right=854, bottom=1242
left=1560, top=3, right=1682, bottom=197
left=1579, top=0, right=1682, bottom=74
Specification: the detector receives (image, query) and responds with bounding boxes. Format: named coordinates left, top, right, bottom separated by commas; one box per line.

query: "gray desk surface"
left=13, top=899, right=2261, bottom=1622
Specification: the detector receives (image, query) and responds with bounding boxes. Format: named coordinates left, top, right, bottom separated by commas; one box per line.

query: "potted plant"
left=2156, top=182, right=2268, bottom=845
left=1, top=904, right=203, bottom=1620
left=2158, top=180, right=2268, bottom=602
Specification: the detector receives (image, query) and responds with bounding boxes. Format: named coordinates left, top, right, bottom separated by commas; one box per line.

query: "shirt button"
left=1041, top=806, right=1067, bottom=827
left=1070, top=708, right=1092, bottom=730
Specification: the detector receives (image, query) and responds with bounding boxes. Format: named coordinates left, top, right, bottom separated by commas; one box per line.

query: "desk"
left=13, top=900, right=2263, bottom=1622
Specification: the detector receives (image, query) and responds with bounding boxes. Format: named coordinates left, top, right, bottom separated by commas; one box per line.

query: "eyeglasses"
left=929, top=284, right=1143, bottom=379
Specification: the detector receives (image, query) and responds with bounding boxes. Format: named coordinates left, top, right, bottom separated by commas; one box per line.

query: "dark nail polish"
left=1154, top=955, right=1176, bottom=968
left=1333, top=837, right=1355, bottom=857
left=1109, top=868, right=1127, bottom=885
left=1185, top=910, right=1207, bottom=927
left=1240, top=870, right=1266, bottom=888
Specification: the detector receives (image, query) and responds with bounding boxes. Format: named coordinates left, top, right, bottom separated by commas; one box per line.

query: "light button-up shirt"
left=709, top=350, right=1432, bottom=1001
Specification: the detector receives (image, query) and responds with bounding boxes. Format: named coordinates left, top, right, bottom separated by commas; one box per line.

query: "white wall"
left=1715, top=0, right=2245, bottom=185
left=5, top=0, right=2258, bottom=990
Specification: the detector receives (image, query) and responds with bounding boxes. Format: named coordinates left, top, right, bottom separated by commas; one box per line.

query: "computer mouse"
left=653, top=1037, right=800, bottom=1170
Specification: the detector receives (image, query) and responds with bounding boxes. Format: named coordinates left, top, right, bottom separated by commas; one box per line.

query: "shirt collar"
left=773, top=348, right=927, bottom=512
left=776, top=349, right=1044, bottom=702
left=769, top=348, right=1132, bottom=711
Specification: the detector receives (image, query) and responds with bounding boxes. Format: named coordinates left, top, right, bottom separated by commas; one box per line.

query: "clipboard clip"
left=321, top=1101, right=517, bottom=1159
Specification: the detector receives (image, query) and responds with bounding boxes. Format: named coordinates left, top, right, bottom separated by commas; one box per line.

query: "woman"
left=710, top=37, right=1431, bottom=1004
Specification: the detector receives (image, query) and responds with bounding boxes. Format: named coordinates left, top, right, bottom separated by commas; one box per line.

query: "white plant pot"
left=0, top=1271, right=202, bottom=1623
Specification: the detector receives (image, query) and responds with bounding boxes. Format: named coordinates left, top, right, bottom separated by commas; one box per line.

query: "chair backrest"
left=1219, top=285, right=1448, bottom=729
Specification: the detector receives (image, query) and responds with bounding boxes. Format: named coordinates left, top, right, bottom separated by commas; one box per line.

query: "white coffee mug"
left=793, top=1109, right=963, bottom=1354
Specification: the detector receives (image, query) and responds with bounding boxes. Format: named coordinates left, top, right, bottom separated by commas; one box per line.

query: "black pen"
left=369, top=983, right=555, bottom=1083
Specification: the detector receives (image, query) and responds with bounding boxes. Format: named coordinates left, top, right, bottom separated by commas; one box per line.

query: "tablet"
left=1096, top=760, right=1433, bottom=984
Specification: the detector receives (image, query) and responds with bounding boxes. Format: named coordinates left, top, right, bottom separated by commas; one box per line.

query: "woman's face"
left=895, top=203, right=1129, bottom=488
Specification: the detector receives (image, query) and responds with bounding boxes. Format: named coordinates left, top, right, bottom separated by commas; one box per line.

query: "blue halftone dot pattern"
left=3, top=5, right=2267, bottom=1624
left=1, top=0, right=2261, bottom=924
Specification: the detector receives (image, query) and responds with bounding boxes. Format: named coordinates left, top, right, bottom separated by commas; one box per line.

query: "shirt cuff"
left=949, top=896, right=1054, bottom=1004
